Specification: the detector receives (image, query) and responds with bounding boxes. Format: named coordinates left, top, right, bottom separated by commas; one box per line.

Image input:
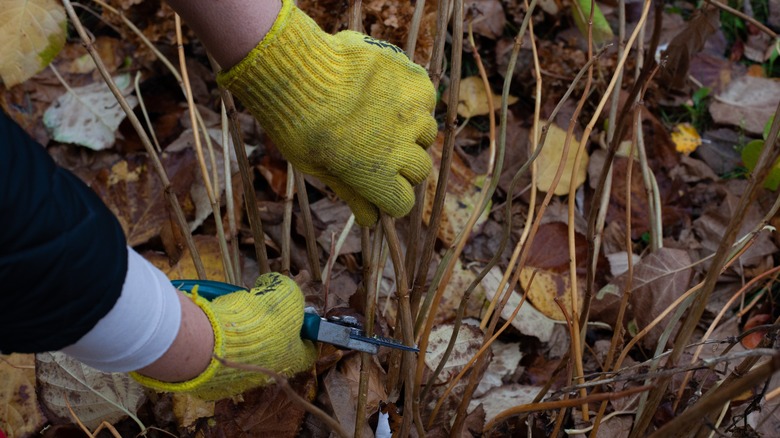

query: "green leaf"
left=0, top=0, right=67, bottom=87
left=741, top=138, right=780, bottom=190
left=571, top=0, right=614, bottom=45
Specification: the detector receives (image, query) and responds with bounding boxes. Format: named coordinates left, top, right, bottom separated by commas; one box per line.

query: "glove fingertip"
left=417, top=115, right=439, bottom=150
left=400, top=146, right=433, bottom=187
left=323, top=177, right=379, bottom=226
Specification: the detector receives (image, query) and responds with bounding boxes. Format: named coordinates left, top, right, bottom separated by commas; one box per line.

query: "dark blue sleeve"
left=0, top=110, right=127, bottom=353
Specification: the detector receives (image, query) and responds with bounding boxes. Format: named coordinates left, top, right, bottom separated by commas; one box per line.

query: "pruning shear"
left=171, top=279, right=419, bottom=355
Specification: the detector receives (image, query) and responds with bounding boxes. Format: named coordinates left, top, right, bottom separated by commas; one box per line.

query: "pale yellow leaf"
left=534, top=123, right=589, bottom=195
left=145, top=235, right=227, bottom=281
left=0, top=0, right=66, bottom=87
left=172, top=393, right=215, bottom=428
left=0, top=354, right=46, bottom=438
left=35, top=352, right=145, bottom=430
left=672, top=122, right=702, bottom=155
left=456, top=76, right=519, bottom=118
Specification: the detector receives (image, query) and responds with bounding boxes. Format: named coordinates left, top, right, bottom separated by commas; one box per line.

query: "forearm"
left=165, top=0, right=281, bottom=68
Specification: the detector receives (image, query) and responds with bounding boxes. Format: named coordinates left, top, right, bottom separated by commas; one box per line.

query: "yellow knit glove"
left=131, top=273, right=317, bottom=401
left=217, top=0, right=437, bottom=226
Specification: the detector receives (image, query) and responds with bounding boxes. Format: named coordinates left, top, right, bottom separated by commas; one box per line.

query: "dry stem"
left=631, top=98, right=780, bottom=437
left=61, top=0, right=206, bottom=278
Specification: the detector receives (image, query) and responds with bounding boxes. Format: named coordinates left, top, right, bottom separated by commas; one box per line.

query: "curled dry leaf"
left=35, top=352, right=145, bottom=431
left=0, top=0, right=66, bottom=87
left=43, top=74, right=138, bottom=151
left=171, top=393, right=214, bottom=429
left=0, top=354, right=46, bottom=438
left=659, top=7, right=720, bottom=89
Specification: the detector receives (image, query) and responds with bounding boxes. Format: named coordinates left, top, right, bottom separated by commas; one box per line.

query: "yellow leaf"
left=672, top=123, right=702, bottom=155
left=534, top=123, right=589, bottom=195
left=0, top=354, right=45, bottom=437
left=145, top=235, right=228, bottom=281
left=456, top=76, right=518, bottom=118
left=0, top=0, right=66, bottom=87
left=520, top=267, right=583, bottom=321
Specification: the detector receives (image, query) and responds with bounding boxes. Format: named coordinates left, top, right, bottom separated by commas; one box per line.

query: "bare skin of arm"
left=136, top=0, right=281, bottom=383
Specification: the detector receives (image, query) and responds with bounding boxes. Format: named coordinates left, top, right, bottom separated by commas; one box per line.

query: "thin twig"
left=61, top=0, right=206, bottom=278
left=355, top=223, right=384, bottom=437
left=175, top=14, right=235, bottom=283
left=207, top=57, right=270, bottom=274
left=483, top=386, right=653, bottom=433
left=295, top=170, right=322, bottom=282
left=282, top=163, right=295, bottom=275
left=381, top=214, right=418, bottom=437
left=649, top=354, right=780, bottom=438
left=420, top=18, right=500, bottom=414
left=133, top=72, right=162, bottom=153
left=631, top=97, right=780, bottom=437
left=708, top=0, right=778, bottom=39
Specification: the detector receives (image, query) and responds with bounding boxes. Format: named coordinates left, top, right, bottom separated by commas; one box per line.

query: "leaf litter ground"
left=3, top=0, right=780, bottom=436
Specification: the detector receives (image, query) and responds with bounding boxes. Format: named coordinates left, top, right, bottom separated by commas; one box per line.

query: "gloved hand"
left=217, top=0, right=437, bottom=226
left=131, top=273, right=317, bottom=401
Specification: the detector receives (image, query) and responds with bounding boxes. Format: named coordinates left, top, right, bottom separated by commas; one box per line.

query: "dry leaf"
left=201, top=372, right=315, bottom=437
left=468, top=384, right=538, bottom=426
left=534, top=123, right=589, bottom=195
left=482, top=266, right=555, bottom=342
left=709, top=75, right=780, bottom=134
left=0, top=354, right=45, bottom=438
left=608, top=248, right=693, bottom=349
left=311, top=197, right=362, bottom=254
left=521, top=267, right=584, bottom=321
left=672, top=122, right=702, bottom=155
left=91, top=151, right=196, bottom=246
left=323, top=355, right=386, bottom=437
left=172, top=393, right=214, bottom=428
left=425, top=323, right=484, bottom=384
left=43, top=74, right=138, bottom=150
left=437, top=259, right=490, bottom=325
left=35, top=352, right=145, bottom=430
left=475, top=340, right=523, bottom=397
left=660, top=7, right=720, bottom=88
left=453, top=76, right=518, bottom=118
left=465, top=0, right=506, bottom=39
left=0, top=0, right=66, bottom=87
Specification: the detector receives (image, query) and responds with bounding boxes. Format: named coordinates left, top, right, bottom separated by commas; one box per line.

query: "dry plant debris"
left=5, top=0, right=780, bottom=437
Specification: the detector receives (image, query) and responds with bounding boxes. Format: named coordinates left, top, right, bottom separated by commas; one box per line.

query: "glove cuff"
left=130, top=290, right=224, bottom=396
